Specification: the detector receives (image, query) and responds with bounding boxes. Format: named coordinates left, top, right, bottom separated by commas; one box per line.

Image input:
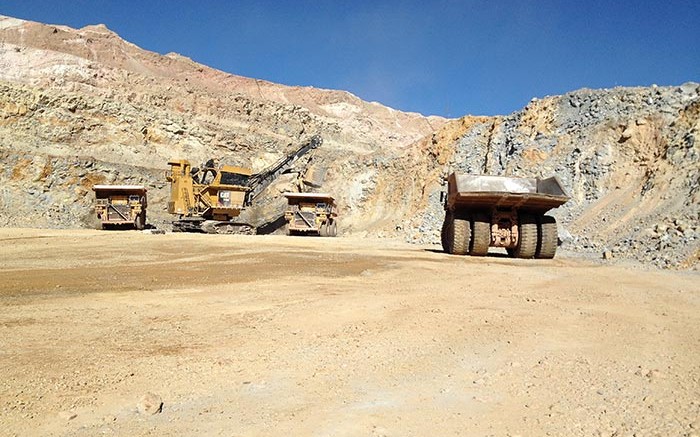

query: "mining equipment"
left=441, top=173, right=570, bottom=258
left=166, top=135, right=322, bottom=234
left=93, top=185, right=148, bottom=230
left=283, top=193, right=338, bottom=237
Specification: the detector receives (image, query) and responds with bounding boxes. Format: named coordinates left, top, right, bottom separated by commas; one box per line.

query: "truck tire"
left=135, top=214, right=144, bottom=231
left=330, top=220, right=338, bottom=237
left=319, top=222, right=328, bottom=237
left=470, top=213, right=490, bottom=256
left=536, top=215, right=558, bottom=259
left=441, top=212, right=451, bottom=253
left=451, top=214, right=471, bottom=255
left=513, top=214, right=537, bottom=258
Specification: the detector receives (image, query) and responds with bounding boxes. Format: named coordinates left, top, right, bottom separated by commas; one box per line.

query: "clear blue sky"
left=2, top=0, right=699, bottom=117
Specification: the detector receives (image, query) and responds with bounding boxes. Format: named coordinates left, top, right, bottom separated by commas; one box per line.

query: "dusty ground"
left=1, top=229, right=699, bottom=437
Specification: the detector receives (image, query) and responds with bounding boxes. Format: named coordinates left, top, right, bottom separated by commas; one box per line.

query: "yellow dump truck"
left=441, top=173, right=569, bottom=258
left=93, top=185, right=147, bottom=230
left=283, top=193, right=338, bottom=237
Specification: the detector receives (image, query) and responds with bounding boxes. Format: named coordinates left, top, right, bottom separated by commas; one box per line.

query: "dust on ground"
left=1, top=229, right=698, bottom=436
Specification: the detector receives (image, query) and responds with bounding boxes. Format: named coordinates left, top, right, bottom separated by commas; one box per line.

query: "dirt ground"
left=1, top=229, right=698, bottom=437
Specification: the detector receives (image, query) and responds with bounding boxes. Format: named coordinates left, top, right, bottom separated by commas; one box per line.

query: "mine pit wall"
left=1, top=76, right=698, bottom=269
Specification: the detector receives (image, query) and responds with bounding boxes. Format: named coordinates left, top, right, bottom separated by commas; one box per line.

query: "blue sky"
left=2, top=1, right=698, bottom=117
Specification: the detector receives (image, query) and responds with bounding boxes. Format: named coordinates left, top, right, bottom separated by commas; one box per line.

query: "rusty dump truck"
left=93, top=185, right=147, bottom=230
left=441, top=173, right=569, bottom=258
left=283, top=193, right=338, bottom=237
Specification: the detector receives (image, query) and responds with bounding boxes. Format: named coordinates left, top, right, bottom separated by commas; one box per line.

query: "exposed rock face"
left=0, top=15, right=697, bottom=269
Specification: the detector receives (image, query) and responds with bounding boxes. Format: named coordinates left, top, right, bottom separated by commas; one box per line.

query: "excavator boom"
left=245, top=135, right=322, bottom=205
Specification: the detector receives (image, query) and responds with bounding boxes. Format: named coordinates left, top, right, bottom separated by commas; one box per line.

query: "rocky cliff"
left=0, top=15, right=697, bottom=269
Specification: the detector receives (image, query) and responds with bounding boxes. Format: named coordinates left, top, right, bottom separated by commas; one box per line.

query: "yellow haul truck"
left=283, top=193, right=338, bottom=237
left=166, top=135, right=321, bottom=234
left=93, top=185, right=147, bottom=230
left=441, top=173, right=569, bottom=258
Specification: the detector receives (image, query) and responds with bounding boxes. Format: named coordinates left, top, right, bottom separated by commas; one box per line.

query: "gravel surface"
left=1, top=229, right=698, bottom=436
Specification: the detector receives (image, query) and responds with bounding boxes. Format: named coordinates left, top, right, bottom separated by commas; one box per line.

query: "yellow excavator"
left=166, top=135, right=322, bottom=234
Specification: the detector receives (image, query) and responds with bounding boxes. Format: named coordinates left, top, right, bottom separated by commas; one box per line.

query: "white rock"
left=137, top=392, right=163, bottom=415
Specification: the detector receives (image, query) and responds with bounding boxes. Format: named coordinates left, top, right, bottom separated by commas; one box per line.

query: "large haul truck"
left=93, top=185, right=148, bottom=230
left=441, top=173, right=569, bottom=259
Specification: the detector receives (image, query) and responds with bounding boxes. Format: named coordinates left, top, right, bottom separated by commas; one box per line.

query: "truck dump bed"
left=447, top=174, right=569, bottom=214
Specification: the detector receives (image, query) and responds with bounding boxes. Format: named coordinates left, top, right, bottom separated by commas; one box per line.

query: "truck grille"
left=293, top=211, right=317, bottom=229
left=107, top=204, right=131, bottom=221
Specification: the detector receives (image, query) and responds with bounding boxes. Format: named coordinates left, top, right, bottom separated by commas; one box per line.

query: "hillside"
left=0, top=15, right=697, bottom=269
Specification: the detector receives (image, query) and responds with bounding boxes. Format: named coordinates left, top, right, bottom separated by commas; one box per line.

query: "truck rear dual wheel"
left=510, top=214, right=558, bottom=259
left=442, top=211, right=489, bottom=256
left=319, top=220, right=337, bottom=237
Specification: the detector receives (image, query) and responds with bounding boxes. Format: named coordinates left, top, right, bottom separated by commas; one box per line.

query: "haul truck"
left=93, top=185, right=147, bottom=230
left=283, top=193, right=338, bottom=237
left=441, top=173, right=569, bottom=258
